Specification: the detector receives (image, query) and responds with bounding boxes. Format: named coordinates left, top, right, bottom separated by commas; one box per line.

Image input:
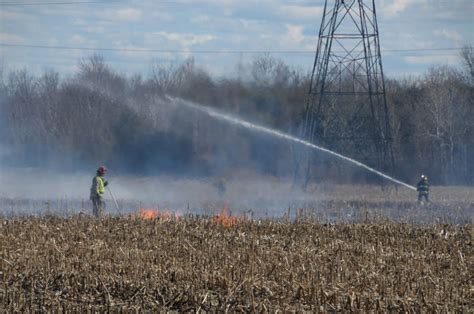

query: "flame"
left=139, top=208, right=179, bottom=220
left=140, top=208, right=158, bottom=219
left=139, top=207, right=240, bottom=227
left=213, top=206, right=238, bottom=228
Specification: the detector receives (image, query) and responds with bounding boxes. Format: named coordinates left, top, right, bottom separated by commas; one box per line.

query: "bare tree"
left=415, top=66, right=471, bottom=183
left=77, top=54, right=126, bottom=98
left=460, top=45, right=473, bottom=83
left=0, top=54, right=472, bottom=183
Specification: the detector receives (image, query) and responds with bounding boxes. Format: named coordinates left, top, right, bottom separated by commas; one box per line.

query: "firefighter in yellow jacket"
left=90, top=166, right=108, bottom=218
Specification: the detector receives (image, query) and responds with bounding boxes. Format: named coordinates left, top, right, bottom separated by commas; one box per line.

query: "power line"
left=0, top=43, right=468, bottom=55
left=0, top=1, right=121, bottom=5
left=0, top=0, right=461, bottom=5
left=382, top=47, right=466, bottom=53
left=0, top=0, right=182, bottom=5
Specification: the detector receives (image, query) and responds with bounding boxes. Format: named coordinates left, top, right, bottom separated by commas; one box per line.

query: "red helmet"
left=97, top=166, right=107, bottom=175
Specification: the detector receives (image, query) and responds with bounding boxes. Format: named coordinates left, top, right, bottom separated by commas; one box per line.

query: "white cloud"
left=382, top=32, right=436, bottom=51
left=1, top=0, right=470, bottom=77
left=274, top=24, right=317, bottom=52
left=84, top=26, right=107, bottom=34
left=114, top=8, right=142, bottom=21
left=48, top=38, right=60, bottom=45
left=434, top=29, right=463, bottom=43
left=149, top=11, right=175, bottom=23
left=191, top=15, right=211, bottom=24
left=147, top=32, right=217, bottom=47
left=382, top=0, right=425, bottom=17
left=68, top=34, right=97, bottom=47
left=112, top=41, right=154, bottom=59
left=0, top=33, right=26, bottom=44
left=279, top=5, right=324, bottom=20
left=69, top=35, right=88, bottom=45
left=0, top=10, right=35, bottom=21
left=285, top=24, right=304, bottom=44
left=97, top=8, right=142, bottom=22
left=404, top=55, right=459, bottom=65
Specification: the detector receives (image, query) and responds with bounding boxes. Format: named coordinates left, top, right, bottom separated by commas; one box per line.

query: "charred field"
left=0, top=212, right=472, bottom=312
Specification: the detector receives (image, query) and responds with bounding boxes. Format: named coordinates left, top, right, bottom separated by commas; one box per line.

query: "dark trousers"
left=418, top=193, right=429, bottom=202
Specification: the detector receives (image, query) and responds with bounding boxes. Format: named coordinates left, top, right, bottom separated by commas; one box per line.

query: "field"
left=1, top=181, right=473, bottom=311
left=1, top=215, right=472, bottom=312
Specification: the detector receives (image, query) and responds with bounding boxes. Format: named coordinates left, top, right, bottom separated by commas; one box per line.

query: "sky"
left=0, top=0, right=473, bottom=79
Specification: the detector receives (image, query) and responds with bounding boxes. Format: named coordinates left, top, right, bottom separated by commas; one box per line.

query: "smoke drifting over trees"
left=0, top=50, right=472, bottom=185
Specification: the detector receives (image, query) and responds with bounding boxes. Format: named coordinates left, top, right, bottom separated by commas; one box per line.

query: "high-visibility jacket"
left=90, top=175, right=105, bottom=199
left=417, top=179, right=429, bottom=194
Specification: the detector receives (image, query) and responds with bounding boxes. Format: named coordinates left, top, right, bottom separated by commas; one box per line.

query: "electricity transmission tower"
left=297, top=0, right=394, bottom=187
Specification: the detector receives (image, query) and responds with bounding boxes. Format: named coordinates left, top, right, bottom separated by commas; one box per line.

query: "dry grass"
left=1, top=216, right=471, bottom=312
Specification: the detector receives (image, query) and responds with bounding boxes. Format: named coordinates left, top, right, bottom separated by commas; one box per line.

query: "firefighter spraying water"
left=87, top=98, right=425, bottom=217
left=165, top=96, right=417, bottom=192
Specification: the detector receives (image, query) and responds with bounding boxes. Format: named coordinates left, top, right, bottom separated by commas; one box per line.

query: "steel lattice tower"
left=297, top=0, right=394, bottom=187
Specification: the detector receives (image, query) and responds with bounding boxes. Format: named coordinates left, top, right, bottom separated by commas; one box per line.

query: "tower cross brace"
left=298, top=0, right=394, bottom=187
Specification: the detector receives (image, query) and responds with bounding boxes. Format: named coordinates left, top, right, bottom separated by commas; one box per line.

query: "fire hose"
left=107, top=186, right=122, bottom=215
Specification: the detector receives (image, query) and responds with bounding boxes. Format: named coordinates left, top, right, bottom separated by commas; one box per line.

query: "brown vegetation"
left=1, top=217, right=471, bottom=311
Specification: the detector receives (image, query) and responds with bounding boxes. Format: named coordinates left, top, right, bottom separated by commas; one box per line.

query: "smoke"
left=0, top=167, right=319, bottom=217
left=0, top=143, right=10, bottom=161
left=161, top=96, right=416, bottom=191
left=0, top=93, right=414, bottom=217
left=0, top=73, right=318, bottom=216
left=115, top=93, right=298, bottom=178
left=1, top=168, right=472, bottom=225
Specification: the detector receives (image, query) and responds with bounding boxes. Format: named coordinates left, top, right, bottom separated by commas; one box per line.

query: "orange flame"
left=213, top=206, right=238, bottom=228
left=140, top=208, right=158, bottom=219
left=139, top=208, right=179, bottom=220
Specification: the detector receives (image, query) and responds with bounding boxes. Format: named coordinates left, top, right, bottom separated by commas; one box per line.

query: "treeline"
left=0, top=48, right=472, bottom=185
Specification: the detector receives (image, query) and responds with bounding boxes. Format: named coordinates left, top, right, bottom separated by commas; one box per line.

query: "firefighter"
left=90, top=166, right=109, bottom=218
left=416, top=174, right=429, bottom=203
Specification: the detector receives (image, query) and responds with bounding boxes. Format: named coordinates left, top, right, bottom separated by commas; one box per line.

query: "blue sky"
left=0, top=0, right=473, bottom=79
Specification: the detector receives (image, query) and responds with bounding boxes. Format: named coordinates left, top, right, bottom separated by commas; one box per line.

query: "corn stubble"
left=0, top=217, right=471, bottom=312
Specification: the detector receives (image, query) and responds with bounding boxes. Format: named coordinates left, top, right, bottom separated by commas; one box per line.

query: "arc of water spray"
left=165, top=96, right=417, bottom=191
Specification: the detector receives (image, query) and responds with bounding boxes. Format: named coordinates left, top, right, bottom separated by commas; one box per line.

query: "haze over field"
left=0, top=1, right=472, bottom=220
left=1, top=52, right=473, bottom=183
